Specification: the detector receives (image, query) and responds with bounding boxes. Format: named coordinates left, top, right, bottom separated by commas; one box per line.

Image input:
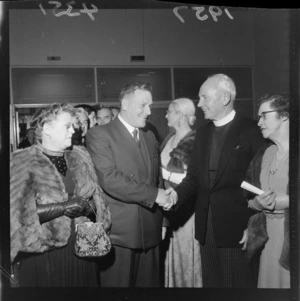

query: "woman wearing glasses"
left=160, top=98, right=202, bottom=287
left=241, top=94, right=290, bottom=288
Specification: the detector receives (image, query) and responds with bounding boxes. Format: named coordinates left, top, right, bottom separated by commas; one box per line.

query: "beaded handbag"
left=74, top=201, right=111, bottom=257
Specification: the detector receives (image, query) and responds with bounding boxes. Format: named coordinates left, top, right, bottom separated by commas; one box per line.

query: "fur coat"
left=245, top=142, right=289, bottom=270
left=10, top=144, right=111, bottom=262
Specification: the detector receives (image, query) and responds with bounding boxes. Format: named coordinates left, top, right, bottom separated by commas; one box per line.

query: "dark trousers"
left=98, top=244, right=160, bottom=287
left=200, top=208, right=259, bottom=288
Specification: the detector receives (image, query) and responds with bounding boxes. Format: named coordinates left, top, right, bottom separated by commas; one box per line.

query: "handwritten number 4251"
left=39, top=1, right=98, bottom=21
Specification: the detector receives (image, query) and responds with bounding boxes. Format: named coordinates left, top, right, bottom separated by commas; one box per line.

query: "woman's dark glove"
left=37, top=198, right=84, bottom=222
left=64, top=196, right=97, bottom=219
left=37, top=197, right=96, bottom=223
left=37, top=203, right=65, bottom=223
left=63, top=197, right=86, bottom=218
left=82, top=198, right=97, bottom=221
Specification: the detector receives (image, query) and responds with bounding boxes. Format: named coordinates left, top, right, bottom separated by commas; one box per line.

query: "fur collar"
left=161, top=130, right=196, bottom=174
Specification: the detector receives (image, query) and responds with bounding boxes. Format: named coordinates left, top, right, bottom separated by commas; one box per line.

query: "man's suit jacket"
left=175, top=114, right=264, bottom=247
left=86, top=118, right=162, bottom=250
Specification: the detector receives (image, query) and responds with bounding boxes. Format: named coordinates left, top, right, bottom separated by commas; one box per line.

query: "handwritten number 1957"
left=39, top=1, right=98, bottom=21
left=173, top=6, right=234, bottom=23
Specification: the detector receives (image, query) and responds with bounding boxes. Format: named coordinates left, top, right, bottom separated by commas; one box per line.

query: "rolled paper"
left=240, top=181, right=264, bottom=195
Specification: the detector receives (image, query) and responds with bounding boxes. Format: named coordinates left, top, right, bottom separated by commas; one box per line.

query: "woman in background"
left=160, top=98, right=202, bottom=287
left=74, top=104, right=97, bottom=129
left=18, top=127, right=35, bottom=149
left=242, top=94, right=290, bottom=288
left=10, top=103, right=111, bottom=287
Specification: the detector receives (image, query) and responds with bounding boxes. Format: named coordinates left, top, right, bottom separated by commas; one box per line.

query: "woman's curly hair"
left=258, top=94, right=289, bottom=119
left=30, top=103, right=75, bottom=143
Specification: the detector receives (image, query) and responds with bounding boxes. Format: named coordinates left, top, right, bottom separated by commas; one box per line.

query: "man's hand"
left=155, top=188, right=170, bottom=207
left=165, top=187, right=178, bottom=211
left=155, top=188, right=178, bottom=211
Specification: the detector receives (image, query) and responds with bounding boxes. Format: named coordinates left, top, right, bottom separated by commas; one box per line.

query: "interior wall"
left=9, top=8, right=254, bottom=66
left=9, top=7, right=258, bottom=142
left=253, top=9, right=290, bottom=112
left=9, top=8, right=291, bottom=142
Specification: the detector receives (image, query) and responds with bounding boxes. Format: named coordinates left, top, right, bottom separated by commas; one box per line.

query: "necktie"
left=132, top=128, right=139, bottom=144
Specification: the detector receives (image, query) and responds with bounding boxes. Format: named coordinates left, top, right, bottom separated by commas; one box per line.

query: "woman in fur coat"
left=10, top=103, right=111, bottom=287
left=160, top=98, right=202, bottom=287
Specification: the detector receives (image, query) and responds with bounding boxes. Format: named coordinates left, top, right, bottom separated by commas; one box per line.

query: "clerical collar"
left=213, top=110, right=236, bottom=127
left=118, top=114, right=139, bottom=138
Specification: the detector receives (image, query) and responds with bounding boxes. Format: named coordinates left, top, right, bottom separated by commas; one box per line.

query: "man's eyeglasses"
left=257, top=110, right=277, bottom=122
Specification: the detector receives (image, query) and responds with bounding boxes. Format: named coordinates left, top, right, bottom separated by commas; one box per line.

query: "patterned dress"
left=161, top=132, right=202, bottom=287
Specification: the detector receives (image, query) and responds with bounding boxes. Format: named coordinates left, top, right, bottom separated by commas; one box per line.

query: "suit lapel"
left=139, top=130, right=152, bottom=183
left=212, top=116, right=242, bottom=188
left=114, top=119, right=148, bottom=176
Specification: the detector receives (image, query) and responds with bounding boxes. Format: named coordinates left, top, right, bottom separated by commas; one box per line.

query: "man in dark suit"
left=86, top=82, right=169, bottom=287
left=165, top=74, right=264, bottom=287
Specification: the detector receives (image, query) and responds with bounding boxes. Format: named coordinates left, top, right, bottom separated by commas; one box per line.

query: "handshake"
left=155, top=188, right=178, bottom=211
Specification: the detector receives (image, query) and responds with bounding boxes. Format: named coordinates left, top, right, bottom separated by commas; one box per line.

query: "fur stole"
left=10, top=145, right=111, bottom=262
left=245, top=143, right=289, bottom=270
left=160, top=130, right=196, bottom=228
left=161, top=130, right=196, bottom=175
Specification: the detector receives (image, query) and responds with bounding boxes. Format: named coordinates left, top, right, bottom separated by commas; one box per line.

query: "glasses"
left=257, top=110, right=277, bottom=121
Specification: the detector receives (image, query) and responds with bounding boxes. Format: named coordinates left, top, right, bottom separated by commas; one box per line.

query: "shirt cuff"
left=161, top=167, right=186, bottom=185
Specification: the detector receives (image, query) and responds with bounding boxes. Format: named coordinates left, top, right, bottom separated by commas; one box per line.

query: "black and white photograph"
left=0, top=0, right=299, bottom=300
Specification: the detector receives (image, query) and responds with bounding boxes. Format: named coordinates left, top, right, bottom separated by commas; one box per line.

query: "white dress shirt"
left=118, top=114, right=139, bottom=140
